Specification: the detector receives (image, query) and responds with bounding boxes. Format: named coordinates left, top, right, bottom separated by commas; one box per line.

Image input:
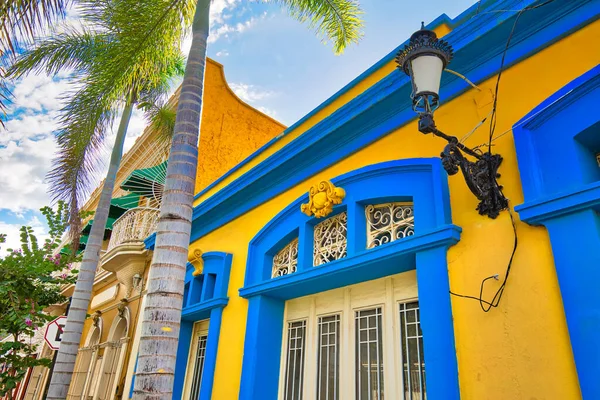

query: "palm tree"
left=8, top=1, right=194, bottom=397
left=133, top=0, right=364, bottom=397
left=1, top=0, right=70, bottom=125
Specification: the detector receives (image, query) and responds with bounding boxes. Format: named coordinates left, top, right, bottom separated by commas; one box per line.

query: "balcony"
left=101, top=208, right=159, bottom=288
left=106, top=207, right=160, bottom=252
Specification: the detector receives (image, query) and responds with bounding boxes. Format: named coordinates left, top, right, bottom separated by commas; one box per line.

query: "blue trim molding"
left=181, top=0, right=600, bottom=247
left=172, top=252, right=233, bottom=400
left=239, top=159, right=461, bottom=400
left=513, top=65, right=600, bottom=399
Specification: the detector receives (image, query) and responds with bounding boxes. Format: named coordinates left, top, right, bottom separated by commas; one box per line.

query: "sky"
left=0, top=0, right=477, bottom=254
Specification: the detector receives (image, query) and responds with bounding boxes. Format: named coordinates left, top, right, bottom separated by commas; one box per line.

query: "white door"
left=278, top=271, right=427, bottom=400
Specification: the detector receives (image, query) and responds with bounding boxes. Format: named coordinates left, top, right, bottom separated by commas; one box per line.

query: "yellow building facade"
left=20, top=1, right=600, bottom=399
left=155, top=2, right=600, bottom=400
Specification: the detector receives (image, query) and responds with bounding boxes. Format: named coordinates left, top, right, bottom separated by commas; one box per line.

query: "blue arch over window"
left=239, top=158, right=461, bottom=399
left=513, top=65, right=600, bottom=399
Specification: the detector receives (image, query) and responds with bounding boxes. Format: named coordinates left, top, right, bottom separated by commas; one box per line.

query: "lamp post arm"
left=431, top=128, right=483, bottom=160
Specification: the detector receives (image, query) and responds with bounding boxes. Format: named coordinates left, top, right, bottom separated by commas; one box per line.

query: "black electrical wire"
left=449, top=1, right=556, bottom=313
left=486, top=0, right=557, bottom=152
left=450, top=207, right=518, bottom=312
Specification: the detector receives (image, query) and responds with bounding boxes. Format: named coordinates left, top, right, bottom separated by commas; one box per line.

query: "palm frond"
left=41, top=0, right=195, bottom=216
left=139, top=99, right=177, bottom=142
left=7, top=29, right=110, bottom=78
left=0, top=0, right=69, bottom=54
left=279, top=0, right=364, bottom=54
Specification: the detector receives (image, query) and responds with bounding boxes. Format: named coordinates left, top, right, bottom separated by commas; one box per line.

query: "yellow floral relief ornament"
left=301, top=180, right=346, bottom=218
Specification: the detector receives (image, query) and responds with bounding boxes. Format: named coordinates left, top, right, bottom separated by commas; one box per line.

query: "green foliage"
left=0, top=201, right=78, bottom=397
left=279, top=0, right=364, bottom=54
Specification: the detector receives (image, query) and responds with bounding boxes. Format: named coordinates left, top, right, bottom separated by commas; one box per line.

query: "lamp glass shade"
left=411, top=55, right=444, bottom=97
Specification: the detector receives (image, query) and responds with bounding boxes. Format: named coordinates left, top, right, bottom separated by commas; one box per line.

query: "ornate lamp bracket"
left=301, top=181, right=346, bottom=218
left=189, top=248, right=204, bottom=277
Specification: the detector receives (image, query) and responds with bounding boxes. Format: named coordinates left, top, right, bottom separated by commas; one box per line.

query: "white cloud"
left=229, top=82, right=276, bottom=102
left=210, top=0, right=240, bottom=25
left=0, top=135, right=57, bottom=213
left=0, top=216, right=48, bottom=257
left=216, top=50, right=229, bottom=57
left=208, top=13, right=264, bottom=44
left=10, top=74, right=71, bottom=114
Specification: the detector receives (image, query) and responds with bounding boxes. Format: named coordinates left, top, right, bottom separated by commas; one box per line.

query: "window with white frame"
left=284, top=321, right=307, bottom=400
left=313, top=212, right=348, bottom=266
left=273, top=238, right=299, bottom=278
left=183, top=320, right=210, bottom=400
left=189, top=334, right=208, bottom=400
left=366, top=203, right=414, bottom=249
left=399, top=302, right=426, bottom=400
left=279, top=273, right=426, bottom=400
left=317, top=315, right=340, bottom=400
left=355, top=307, right=384, bottom=400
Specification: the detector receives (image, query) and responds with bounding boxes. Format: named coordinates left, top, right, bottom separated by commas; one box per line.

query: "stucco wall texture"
left=194, top=59, right=286, bottom=194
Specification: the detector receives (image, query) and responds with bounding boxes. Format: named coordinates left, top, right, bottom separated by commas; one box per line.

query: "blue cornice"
left=240, top=225, right=461, bottom=300
left=185, top=0, right=598, bottom=243
left=516, top=181, right=600, bottom=225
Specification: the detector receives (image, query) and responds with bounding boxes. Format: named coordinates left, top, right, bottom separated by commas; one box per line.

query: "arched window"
left=313, top=212, right=347, bottom=266
left=365, top=202, right=414, bottom=249
left=67, top=315, right=103, bottom=399
left=272, top=238, right=299, bottom=277
left=93, top=305, right=130, bottom=400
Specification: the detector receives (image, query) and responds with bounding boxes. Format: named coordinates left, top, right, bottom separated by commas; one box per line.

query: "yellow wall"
left=194, top=60, right=287, bottom=194
left=189, top=20, right=600, bottom=400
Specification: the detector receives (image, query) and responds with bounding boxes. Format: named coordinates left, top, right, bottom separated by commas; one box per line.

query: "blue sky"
left=0, top=0, right=476, bottom=253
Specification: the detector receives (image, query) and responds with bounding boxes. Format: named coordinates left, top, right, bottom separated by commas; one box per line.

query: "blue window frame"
left=239, top=159, right=461, bottom=400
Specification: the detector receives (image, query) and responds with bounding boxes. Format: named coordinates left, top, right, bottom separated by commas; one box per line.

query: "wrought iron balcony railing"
left=106, top=207, right=160, bottom=253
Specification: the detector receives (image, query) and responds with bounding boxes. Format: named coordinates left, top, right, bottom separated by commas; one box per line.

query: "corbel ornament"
left=92, top=311, right=102, bottom=327
left=117, top=299, right=129, bottom=318
left=190, top=248, right=204, bottom=277
left=301, top=181, right=346, bottom=218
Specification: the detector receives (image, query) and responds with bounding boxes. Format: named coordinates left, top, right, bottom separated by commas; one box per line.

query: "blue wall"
left=514, top=65, right=600, bottom=399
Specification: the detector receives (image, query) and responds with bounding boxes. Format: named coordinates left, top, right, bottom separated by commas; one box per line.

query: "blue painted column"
left=173, top=320, right=194, bottom=400
left=416, top=246, right=460, bottom=400
left=544, top=209, right=600, bottom=399
left=239, top=295, right=285, bottom=400
left=199, top=306, right=224, bottom=400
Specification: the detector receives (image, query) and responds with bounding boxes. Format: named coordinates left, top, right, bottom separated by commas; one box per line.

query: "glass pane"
left=317, top=315, right=340, bottom=400
left=189, top=335, right=208, bottom=400
left=399, top=302, right=426, bottom=400
left=355, top=308, right=384, bottom=400
left=285, top=321, right=307, bottom=400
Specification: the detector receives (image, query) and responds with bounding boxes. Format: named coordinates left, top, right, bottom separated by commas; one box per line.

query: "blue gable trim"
left=239, top=158, right=461, bottom=400
left=513, top=65, right=600, bottom=399
left=189, top=0, right=598, bottom=245
left=172, top=252, right=232, bottom=400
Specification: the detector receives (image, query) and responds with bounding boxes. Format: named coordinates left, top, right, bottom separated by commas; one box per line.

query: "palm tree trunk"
left=47, top=95, right=136, bottom=399
left=132, top=2, right=210, bottom=398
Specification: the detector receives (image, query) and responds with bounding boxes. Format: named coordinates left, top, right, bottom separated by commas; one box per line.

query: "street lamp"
left=396, top=23, right=508, bottom=219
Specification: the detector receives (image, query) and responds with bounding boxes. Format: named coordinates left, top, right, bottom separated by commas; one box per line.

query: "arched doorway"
left=67, top=315, right=103, bottom=399
left=93, top=305, right=130, bottom=400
